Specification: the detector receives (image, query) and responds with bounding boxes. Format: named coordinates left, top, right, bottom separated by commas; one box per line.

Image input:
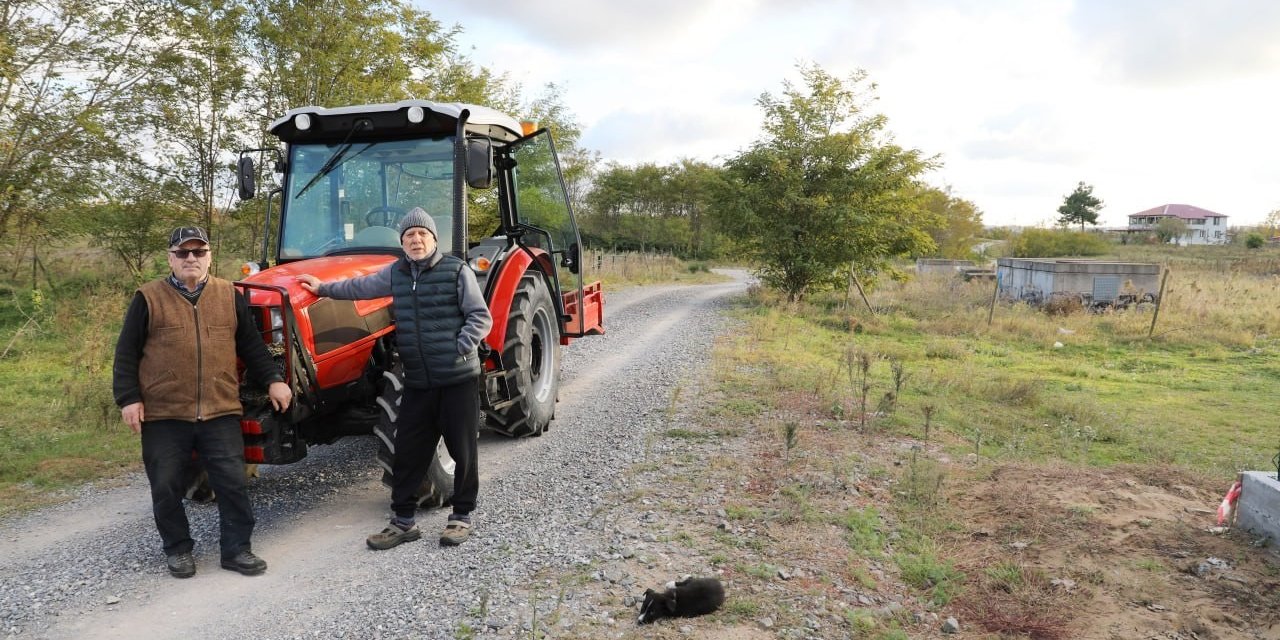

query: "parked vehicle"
left=230, top=100, right=604, bottom=507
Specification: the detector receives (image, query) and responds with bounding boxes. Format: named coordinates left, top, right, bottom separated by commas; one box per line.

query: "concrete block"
left=1236, top=471, right=1280, bottom=541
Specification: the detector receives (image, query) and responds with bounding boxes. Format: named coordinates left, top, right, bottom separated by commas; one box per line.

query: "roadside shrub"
left=1043, top=294, right=1084, bottom=316
left=1006, top=229, right=1109, bottom=258
left=1246, top=232, right=1265, bottom=249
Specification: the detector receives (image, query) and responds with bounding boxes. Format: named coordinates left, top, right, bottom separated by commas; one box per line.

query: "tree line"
left=2, top=0, right=565, bottom=279
left=3, top=1, right=986, bottom=301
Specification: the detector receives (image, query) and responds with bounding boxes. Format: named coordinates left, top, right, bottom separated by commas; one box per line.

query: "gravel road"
left=0, top=270, right=750, bottom=640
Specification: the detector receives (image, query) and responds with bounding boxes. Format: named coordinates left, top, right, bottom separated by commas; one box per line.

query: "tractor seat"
left=352, top=225, right=400, bottom=248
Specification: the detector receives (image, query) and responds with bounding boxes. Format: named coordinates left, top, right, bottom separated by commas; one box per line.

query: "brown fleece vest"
left=137, top=277, right=241, bottom=421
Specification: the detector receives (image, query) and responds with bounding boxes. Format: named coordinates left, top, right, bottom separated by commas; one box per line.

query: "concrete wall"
left=1237, top=471, right=1280, bottom=543
left=916, top=259, right=976, bottom=276
left=996, top=258, right=1162, bottom=304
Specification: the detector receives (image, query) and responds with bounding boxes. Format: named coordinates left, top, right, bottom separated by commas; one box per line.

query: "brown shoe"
left=439, top=520, right=471, bottom=546
left=367, top=523, right=421, bottom=550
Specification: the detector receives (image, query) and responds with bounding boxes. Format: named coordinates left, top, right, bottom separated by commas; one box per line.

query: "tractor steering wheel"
left=365, top=205, right=407, bottom=228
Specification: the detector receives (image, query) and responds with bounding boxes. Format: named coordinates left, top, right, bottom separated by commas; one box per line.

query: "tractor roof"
left=269, top=99, right=525, bottom=144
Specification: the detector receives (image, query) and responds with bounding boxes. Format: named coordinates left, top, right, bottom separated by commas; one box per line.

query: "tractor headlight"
left=294, top=113, right=312, bottom=131
left=269, top=308, right=284, bottom=344
left=407, top=106, right=425, bottom=124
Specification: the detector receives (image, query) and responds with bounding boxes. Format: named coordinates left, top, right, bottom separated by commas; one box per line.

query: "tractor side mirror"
left=237, top=156, right=256, bottom=200
left=465, top=138, right=493, bottom=189
left=564, top=242, right=580, bottom=275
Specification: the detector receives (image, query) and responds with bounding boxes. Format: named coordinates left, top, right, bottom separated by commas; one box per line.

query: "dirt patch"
left=526, top=383, right=1280, bottom=639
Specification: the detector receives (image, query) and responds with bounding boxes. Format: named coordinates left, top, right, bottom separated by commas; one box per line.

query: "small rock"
left=1195, top=557, right=1231, bottom=576
left=758, top=617, right=774, bottom=629
left=1010, top=541, right=1030, bottom=550
left=1051, top=578, right=1077, bottom=590
left=105, top=596, right=121, bottom=605
left=777, top=568, right=792, bottom=580
left=942, top=617, right=961, bottom=633
left=679, top=625, right=693, bottom=634
left=622, top=595, right=636, bottom=607
left=1053, top=341, right=1064, bottom=349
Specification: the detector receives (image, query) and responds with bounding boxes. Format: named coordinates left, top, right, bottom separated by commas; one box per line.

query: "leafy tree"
left=714, top=64, right=937, bottom=301
left=581, top=159, right=725, bottom=257
left=246, top=0, right=452, bottom=117
left=1153, top=217, right=1188, bottom=244
left=917, top=186, right=984, bottom=258
left=1261, top=209, right=1280, bottom=240
left=1057, top=181, right=1103, bottom=231
left=141, top=0, right=250, bottom=240
left=0, top=0, right=166, bottom=245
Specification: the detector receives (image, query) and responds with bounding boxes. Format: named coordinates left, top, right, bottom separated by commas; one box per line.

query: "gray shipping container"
left=996, top=258, right=1161, bottom=306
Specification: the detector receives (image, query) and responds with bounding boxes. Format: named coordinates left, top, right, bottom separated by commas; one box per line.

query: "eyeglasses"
left=170, top=248, right=210, bottom=259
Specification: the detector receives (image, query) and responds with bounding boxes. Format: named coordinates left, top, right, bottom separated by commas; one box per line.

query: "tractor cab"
left=238, top=100, right=602, bottom=341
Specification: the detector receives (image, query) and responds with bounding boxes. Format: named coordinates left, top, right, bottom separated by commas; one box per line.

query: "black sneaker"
left=166, top=552, right=196, bottom=579
left=367, top=523, right=421, bottom=550
left=220, top=550, right=267, bottom=576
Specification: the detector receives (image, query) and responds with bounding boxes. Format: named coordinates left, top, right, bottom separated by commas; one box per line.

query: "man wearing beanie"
left=296, top=207, right=492, bottom=548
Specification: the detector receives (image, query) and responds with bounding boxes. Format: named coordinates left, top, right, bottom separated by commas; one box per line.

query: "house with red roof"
left=1126, top=204, right=1229, bottom=245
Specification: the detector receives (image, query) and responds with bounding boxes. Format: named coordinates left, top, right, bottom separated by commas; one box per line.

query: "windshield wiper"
left=293, top=119, right=371, bottom=199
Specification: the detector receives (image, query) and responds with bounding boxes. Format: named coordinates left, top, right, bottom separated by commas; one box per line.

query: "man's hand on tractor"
left=296, top=274, right=321, bottom=294
left=121, top=402, right=145, bottom=434
left=268, top=381, right=293, bottom=413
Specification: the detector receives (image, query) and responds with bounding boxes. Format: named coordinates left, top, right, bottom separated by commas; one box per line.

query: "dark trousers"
left=141, top=415, right=254, bottom=558
left=391, top=378, right=479, bottom=519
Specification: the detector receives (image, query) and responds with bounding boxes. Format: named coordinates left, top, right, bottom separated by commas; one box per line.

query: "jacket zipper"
left=410, top=272, right=432, bottom=386
left=194, top=302, right=203, bottom=421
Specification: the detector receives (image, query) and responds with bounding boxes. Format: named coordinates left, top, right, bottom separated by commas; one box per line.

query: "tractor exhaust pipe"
left=453, top=109, right=471, bottom=260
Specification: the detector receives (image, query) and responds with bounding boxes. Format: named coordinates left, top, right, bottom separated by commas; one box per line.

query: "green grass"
left=711, top=260, right=1280, bottom=477
left=0, top=276, right=139, bottom=515
left=841, top=506, right=885, bottom=558
left=893, top=536, right=965, bottom=605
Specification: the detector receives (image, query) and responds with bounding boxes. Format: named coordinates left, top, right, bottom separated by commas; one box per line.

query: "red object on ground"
left=1217, top=480, right=1242, bottom=526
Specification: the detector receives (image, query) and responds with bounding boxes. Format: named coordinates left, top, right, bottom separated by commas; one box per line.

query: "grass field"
left=719, top=242, right=1280, bottom=478
left=657, top=242, right=1280, bottom=637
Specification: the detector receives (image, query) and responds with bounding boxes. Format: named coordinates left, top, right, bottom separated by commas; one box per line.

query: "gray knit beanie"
left=398, top=207, right=437, bottom=240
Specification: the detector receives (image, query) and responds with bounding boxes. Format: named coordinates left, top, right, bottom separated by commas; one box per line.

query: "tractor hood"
left=239, top=254, right=398, bottom=309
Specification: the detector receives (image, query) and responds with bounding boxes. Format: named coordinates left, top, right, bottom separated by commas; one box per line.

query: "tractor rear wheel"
left=373, top=365, right=456, bottom=509
left=487, top=272, right=561, bottom=437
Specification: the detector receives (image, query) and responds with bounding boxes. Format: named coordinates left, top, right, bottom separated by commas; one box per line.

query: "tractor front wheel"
left=373, top=365, right=456, bottom=509
left=487, top=272, right=561, bottom=437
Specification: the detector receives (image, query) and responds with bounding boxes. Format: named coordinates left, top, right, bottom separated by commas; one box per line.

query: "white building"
left=1126, top=204, right=1229, bottom=245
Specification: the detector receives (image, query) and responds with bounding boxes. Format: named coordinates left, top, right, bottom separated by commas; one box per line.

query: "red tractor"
left=232, top=100, right=603, bottom=507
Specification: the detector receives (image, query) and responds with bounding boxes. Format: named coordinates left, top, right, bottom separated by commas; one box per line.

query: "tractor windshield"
left=279, top=137, right=455, bottom=259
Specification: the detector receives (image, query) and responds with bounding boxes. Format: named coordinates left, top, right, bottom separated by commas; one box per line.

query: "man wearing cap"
left=296, top=207, right=492, bottom=548
left=113, top=226, right=292, bottom=578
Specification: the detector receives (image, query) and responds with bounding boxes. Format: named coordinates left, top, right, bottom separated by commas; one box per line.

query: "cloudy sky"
left=425, top=0, right=1280, bottom=228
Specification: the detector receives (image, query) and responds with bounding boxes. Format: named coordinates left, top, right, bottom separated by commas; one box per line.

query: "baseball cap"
left=169, top=226, right=210, bottom=248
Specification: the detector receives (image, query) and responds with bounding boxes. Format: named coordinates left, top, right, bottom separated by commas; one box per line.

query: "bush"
left=1245, top=232, right=1265, bottom=249
left=1005, top=229, right=1110, bottom=258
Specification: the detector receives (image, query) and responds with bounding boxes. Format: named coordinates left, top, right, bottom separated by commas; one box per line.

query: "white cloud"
left=423, top=0, right=1280, bottom=227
